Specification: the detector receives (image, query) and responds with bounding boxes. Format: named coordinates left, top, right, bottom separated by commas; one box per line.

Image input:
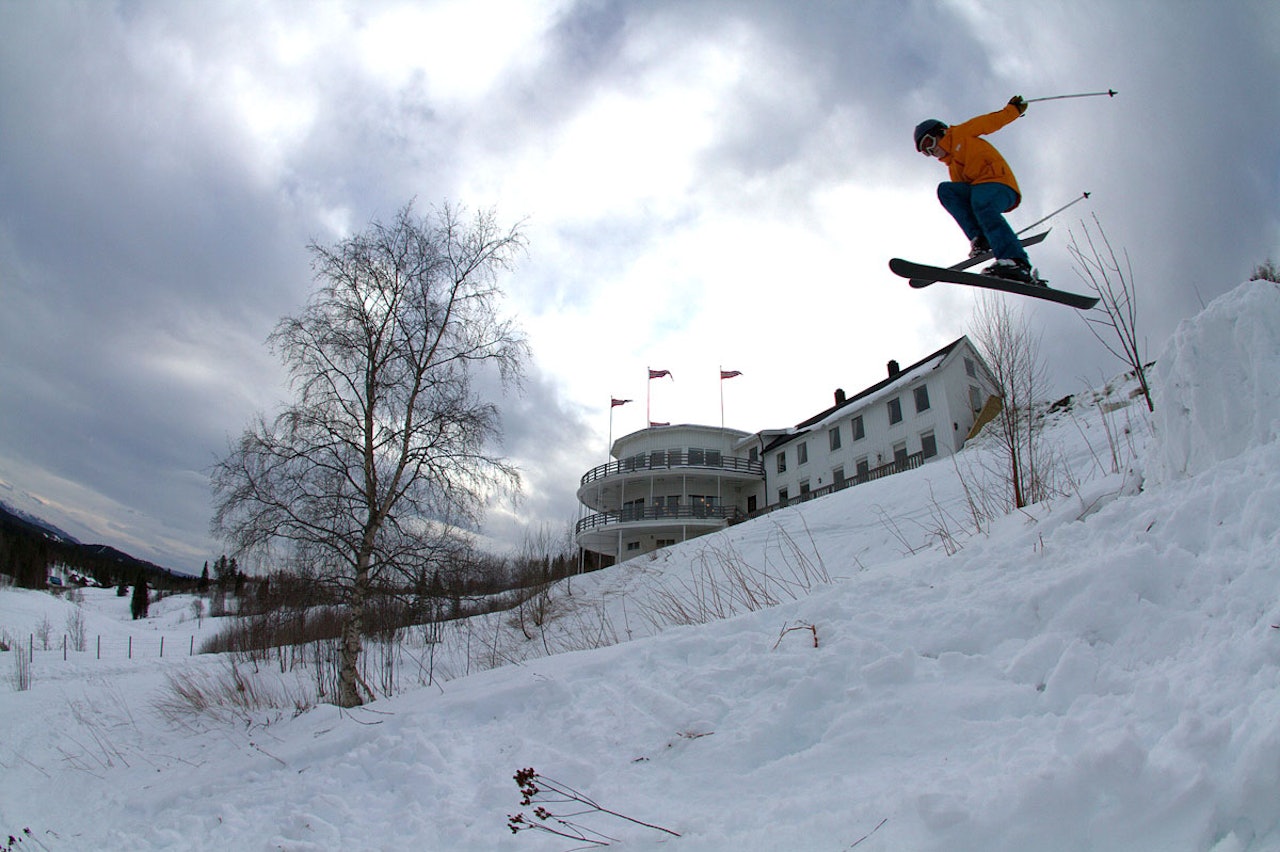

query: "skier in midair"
left=913, top=96, right=1038, bottom=284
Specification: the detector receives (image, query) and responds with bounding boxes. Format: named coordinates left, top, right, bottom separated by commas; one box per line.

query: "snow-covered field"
left=3, top=279, right=1280, bottom=851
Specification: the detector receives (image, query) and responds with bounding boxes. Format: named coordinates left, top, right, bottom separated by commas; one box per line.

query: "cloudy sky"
left=1, top=0, right=1276, bottom=572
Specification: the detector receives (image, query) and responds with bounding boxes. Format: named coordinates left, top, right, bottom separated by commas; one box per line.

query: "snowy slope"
left=2, top=280, right=1280, bottom=851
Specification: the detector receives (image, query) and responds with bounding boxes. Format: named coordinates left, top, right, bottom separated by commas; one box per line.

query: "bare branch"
left=1067, top=215, right=1153, bottom=411
left=211, top=201, right=528, bottom=707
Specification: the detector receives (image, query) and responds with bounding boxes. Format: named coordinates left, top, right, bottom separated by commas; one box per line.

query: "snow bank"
left=1153, top=279, right=1280, bottom=480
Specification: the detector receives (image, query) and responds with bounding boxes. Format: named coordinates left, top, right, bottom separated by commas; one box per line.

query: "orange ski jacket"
left=937, top=102, right=1023, bottom=209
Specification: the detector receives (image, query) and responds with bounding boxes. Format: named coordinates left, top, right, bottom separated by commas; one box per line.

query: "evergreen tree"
left=198, top=562, right=210, bottom=592
left=214, top=554, right=231, bottom=588
left=130, top=570, right=150, bottom=620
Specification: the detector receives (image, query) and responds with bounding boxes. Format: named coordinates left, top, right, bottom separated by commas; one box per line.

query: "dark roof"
left=762, top=337, right=969, bottom=453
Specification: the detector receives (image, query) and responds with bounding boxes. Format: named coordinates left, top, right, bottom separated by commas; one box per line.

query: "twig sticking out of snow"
left=507, top=767, right=680, bottom=846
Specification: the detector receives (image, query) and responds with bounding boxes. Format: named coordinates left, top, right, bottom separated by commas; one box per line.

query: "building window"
left=706, top=449, right=722, bottom=467
left=778, top=487, right=789, bottom=504
left=965, top=356, right=977, bottom=377
left=913, top=384, right=930, bottom=413
left=852, top=415, right=865, bottom=440
left=626, top=541, right=641, bottom=552
left=797, top=441, right=808, bottom=465
left=749, top=446, right=759, bottom=462
left=747, top=495, right=758, bottom=513
left=888, top=397, right=903, bottom=425
left=970, top=385, right=984, bottom=413
left=893, top=442, right=908, bottom=465
left=829, top=426, right=842, bottom=451
left=856, top=457, right=870, bottom=480
left=687, top=447, right=705, bottom=465
left=690, top=495, right=717, bottom=517
left=649, top=449, right=666, bottom=467
left=799, top=479, right=810, bottom=496
left=656, top=538, right=676, bottom=548
left=833, top=466, right=845, bottom=486
left=777, top=452, right=787, bottom=473
left=921, top=431, right=938, bottom=459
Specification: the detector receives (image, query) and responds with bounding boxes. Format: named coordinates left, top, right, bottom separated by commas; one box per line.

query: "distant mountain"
left=0, top=501, right=191, bottom=588
left=0, top=499, right=80, bottom=544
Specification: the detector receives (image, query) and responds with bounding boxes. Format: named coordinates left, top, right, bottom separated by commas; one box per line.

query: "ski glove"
left=1009, top=95, right=1027, bottom=115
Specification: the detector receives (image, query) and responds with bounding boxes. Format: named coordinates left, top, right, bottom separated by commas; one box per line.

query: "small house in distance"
left=574, top=336, right=998, bottom=564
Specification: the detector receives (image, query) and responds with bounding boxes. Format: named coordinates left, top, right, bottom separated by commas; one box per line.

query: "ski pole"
left=1025, top=89, right=1117, bottom=104
left=1017, top=192, right=1091, bottom=235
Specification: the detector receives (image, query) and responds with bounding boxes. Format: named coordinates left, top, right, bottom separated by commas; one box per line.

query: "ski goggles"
left=917, top=135, right=941, bottom=156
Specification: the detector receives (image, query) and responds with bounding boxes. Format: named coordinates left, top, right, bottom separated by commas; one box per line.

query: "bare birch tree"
left=212, top=202, right=528, bottom=707
left=1067, top=215, right=1154, bottom=411
left=968, top=294, right=1051, bottom=510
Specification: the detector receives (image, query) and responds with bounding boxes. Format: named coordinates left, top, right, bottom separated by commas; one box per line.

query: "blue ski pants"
left=937, top=182, right=1028, bottom=263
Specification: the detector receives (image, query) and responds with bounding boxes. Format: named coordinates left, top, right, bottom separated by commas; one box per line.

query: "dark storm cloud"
left=1, top=0, right=1276, bottom=571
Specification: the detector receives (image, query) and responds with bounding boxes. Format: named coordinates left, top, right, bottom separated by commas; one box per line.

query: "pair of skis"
left=889, top=229, right=1098, bottom=309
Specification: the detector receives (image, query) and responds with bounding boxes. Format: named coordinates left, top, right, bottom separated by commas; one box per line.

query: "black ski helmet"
left=914, top=119, right=947, bottom=152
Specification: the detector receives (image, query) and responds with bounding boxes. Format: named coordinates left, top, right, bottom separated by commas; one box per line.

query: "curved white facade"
left=575, top=424, right=763, bottom=561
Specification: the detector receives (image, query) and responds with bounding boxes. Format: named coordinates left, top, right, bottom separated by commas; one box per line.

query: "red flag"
left=648, top=369, right=672, bottom=380
left=611, top=398, right=632, bottom=408
left=649, top=421, right=670, bottom=428
left=720, top=370, right=742, bottom=380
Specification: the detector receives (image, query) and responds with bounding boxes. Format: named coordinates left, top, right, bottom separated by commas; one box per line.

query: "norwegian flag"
left=611, top=398, right=632, bottom=408
left=648, top=369, right=672, bottom=380
left=720, top=370, right=742, bottom=380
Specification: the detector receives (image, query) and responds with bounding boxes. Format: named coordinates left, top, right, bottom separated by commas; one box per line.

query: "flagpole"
left=720, top=365, right=725, bottom=431
left=718, top=367, right=725, bottom=507
left=646, top=367, right=651, bottom=427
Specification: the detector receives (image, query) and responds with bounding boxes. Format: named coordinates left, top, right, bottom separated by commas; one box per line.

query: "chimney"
left=887, top=359, right=901, bottom=379
left=834, top=388, right=846, bottom=406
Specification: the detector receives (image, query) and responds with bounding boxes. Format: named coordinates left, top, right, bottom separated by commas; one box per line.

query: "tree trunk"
left=337, top=565, right=369, bottom=708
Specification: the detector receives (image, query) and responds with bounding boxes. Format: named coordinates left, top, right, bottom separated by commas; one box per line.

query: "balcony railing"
left=748, top=451, right=926, bottom=519
left=580, top=453, right=764, bottom=488
left=576, top=504, right=743, bottom=536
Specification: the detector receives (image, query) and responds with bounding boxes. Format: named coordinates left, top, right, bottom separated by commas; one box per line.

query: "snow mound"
left=1153, top=278, right=1280, bottom=480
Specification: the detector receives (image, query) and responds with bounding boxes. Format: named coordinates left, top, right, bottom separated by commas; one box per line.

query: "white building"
left=749, top=336, right=998, bottom=512
left=575, top=336, right=999, bottom=563
left=575, top=424, right=763, bottom=562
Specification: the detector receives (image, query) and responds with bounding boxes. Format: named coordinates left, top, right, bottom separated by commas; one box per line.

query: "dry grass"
left=153, top=659, right=314, bottom=728
left=635, top=522, right=830, bottom=630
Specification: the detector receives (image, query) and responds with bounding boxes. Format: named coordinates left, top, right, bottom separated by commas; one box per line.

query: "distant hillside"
left=0, top=499, right=80, bottom=544
left=0, top=502, right=191, bottom=590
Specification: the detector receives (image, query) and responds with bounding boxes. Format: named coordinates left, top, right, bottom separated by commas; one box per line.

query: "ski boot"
left=984, top=258, right=1045, bottom=287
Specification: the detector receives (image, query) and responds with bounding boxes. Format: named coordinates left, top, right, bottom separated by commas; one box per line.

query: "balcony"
left=580, top=451, right=764, bottom=488
left=575, top=504, right=743, bottom=537
left=747, top=451, right=926, bottom=519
